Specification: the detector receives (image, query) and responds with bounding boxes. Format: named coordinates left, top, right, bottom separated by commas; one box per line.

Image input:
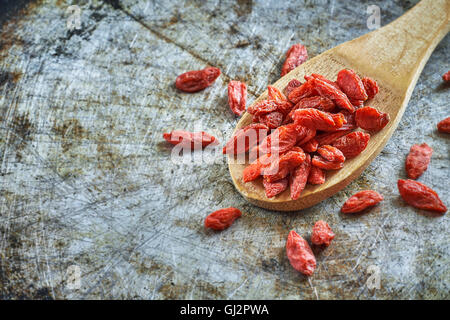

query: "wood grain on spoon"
left=228, top=0, right=449, bottom=211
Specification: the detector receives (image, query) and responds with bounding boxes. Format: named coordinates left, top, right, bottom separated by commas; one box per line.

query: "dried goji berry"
left=361, top=77, right=379, bottom=100
left=242, top=154, right=271, bottom=182
left=288, top=80, right=317, bottom=104
left=308, top=166, right=325, bottom=185
left=204, top=207, right=242, bottom=230
left=293, top=108, right=343, bottom=131
left=311, top=155, right=344, bottom=170
left=304, top=74, right=340, bottom=90
left=398, top=179, right=447, bottom=213
left=163, top=130, right=217, bottom=149
left=405, top=143, right=433, bottom=180
left=336, top=69, right=368, bottom=101
left=175, top=67, right=221, bottom=92
left=263, top=177, right=289, bottom=198
left=350, top=98, right=364, bottom=109
left=223, top=123, right=269, bottom=155
left=299, top=138, right=318, bottom=153
left=268, top=85, right=288, bottom=102
left=254, top=111, right=284, bottom=129
left=442, top=71, right=450, bottom=82
left=264, top=148, right=306, bottom=183
left=228, top=80, right=247, bottom=116
left=284, top=79, right=302, bottom=97
left=290, top=154, right=311, bottom=200
left=254, top=123, right=299, bottom=155
left=437, top=117, right=450, bottom=133
left=333, top=131, right=370, bottom=158
left=315, top=129, right=353, bottom=146
left=286, top=230, right=316, bottom=276
left=281, top=43, right=308, bottom=76
left=247, top=100, right=279, bottom=116
left=341, top=190, right=383, bottom=213
left=312, top=78, right=355, bottom=113
left=311, top=220, right=335, bottom=246
left=287, top=96, right=336, bottom=122
left=355, top=106, right=390, bottom=131
left=317, top=145, right=345, bottom=163
left=295, top=125, right=316, bottom=146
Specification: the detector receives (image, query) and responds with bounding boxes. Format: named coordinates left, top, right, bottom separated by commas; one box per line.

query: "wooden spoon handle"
left=335, top=0, right=450, bottom=92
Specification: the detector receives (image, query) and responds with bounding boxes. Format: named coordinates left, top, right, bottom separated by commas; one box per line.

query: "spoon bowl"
left=228, top=0, right=449, bottom=211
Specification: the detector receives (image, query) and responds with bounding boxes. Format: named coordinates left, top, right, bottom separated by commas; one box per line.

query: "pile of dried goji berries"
left=225, top=69, right=388, bottom=200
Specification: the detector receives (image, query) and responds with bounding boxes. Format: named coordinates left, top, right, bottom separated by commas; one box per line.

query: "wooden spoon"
left=228, top=0, right=449, bottom=211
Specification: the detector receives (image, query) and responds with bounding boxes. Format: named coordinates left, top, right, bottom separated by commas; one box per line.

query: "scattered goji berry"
left=405, top=143, right=433, bottom=180
left=333, top=131, right=370, bottom=158
left=281, top=43, right=308, bottom=76
left=341, top=190, right=383, bottom=213
left=175, top=67, right=221, bottom=92
left=361, top=77, right=379, bottom=100
left=437, top=117, right=450, bottom=133
left=311, top=220, right=335, bottom=246
left=284, top=79, right=302, bottom=97
left=317, top=145, right=345, bottom=163
left=442, top=71, right=450, bottom=82
left=355, top=106, right=390, bottom=131
left=398, top=179, right=447, bottom=213
left=286, top=230, right=316, bottom=276
left=308, top=166, right=325, bottom=185
left=223, top=123, right=269, bottom=155
left=254, top=123, right=299, bottom=155
left=163, top=130, right=217, bottom=149
left=336, top=69, right=368, bottom=101
left=299, top=138, right=318, bottom=153
left=204, top=207, right=242, bottom=230
left=228, top=80, right=247, bottom=116
left=263, top=177, right=289, bottom=198
left=290, top=154, right=311, bottom=200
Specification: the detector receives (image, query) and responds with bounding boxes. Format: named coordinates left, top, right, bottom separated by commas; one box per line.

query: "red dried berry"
left=268, top=85, right=288, bottom=102
left=355, top=106, right=390, bottom=131
left=242, top=154, right=271, bottom=182
left=290, top=154, right=311, bottom=200
left=286, top=230, right=316, bottom=276
left=287, top=96, right=335, bottom=122
left=247, top=100, right=279, bottom=116
left=256, top=111, right=284, bottom=129
left=295, top=125, right=316, bottom=146
left=405, top=143, right=433, bottom=180
left=308, top=166, right=325, bottom=185
left=437, top=117, right=450, bottom=133
left=175, top=67, right=220, bottom=92
left=288, top=80, right=317, bottom=104
left=304, top=74, right=341, bottom=90
left=317, top=145, right=346, bottom=163
left=204, top=207, right=242, bottom=230
left=263, top=177, right=289, bottom=198
left=311, top=220, right=335, bottom=246
left=312, top=78, right=355, bottom=113
left=264, top=148, right=306, bottom=183
left=293, top=108, right=343, bottom=131
left=163, top=130, right=217, bottom=149
left=341, top=190, right=384, bottom=213
left=299, top=138, right=318, bottom=153
left=442, top=71, right=450, bottom=82
left=350, top=99, right=364, bottom=109
left=223, top=123, right=269, bottom=155
left=361, top=77, right=379, bottom=100
left=398, top=179, right=447, bottom=213
left=254, top=123, right=299, bottom=155
left=281, top=43, right=308, bottom=76
left=284, top=79, right=302, bottom=97
left=311, top=155, right=344, bottom=170
left=333, top=131, right=370, bottom=158
left=336, top=69, right=368, bottom=101
left=315, top=129, right=353, bottom=146
left=228, top=80, right=247, bottom=116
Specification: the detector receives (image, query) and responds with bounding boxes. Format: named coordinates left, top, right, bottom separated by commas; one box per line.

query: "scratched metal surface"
left=0, top=0, right=448, bottom=300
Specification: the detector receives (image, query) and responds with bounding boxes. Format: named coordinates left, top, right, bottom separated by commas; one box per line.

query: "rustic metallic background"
left=0, top=0, right=448, bottom=299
